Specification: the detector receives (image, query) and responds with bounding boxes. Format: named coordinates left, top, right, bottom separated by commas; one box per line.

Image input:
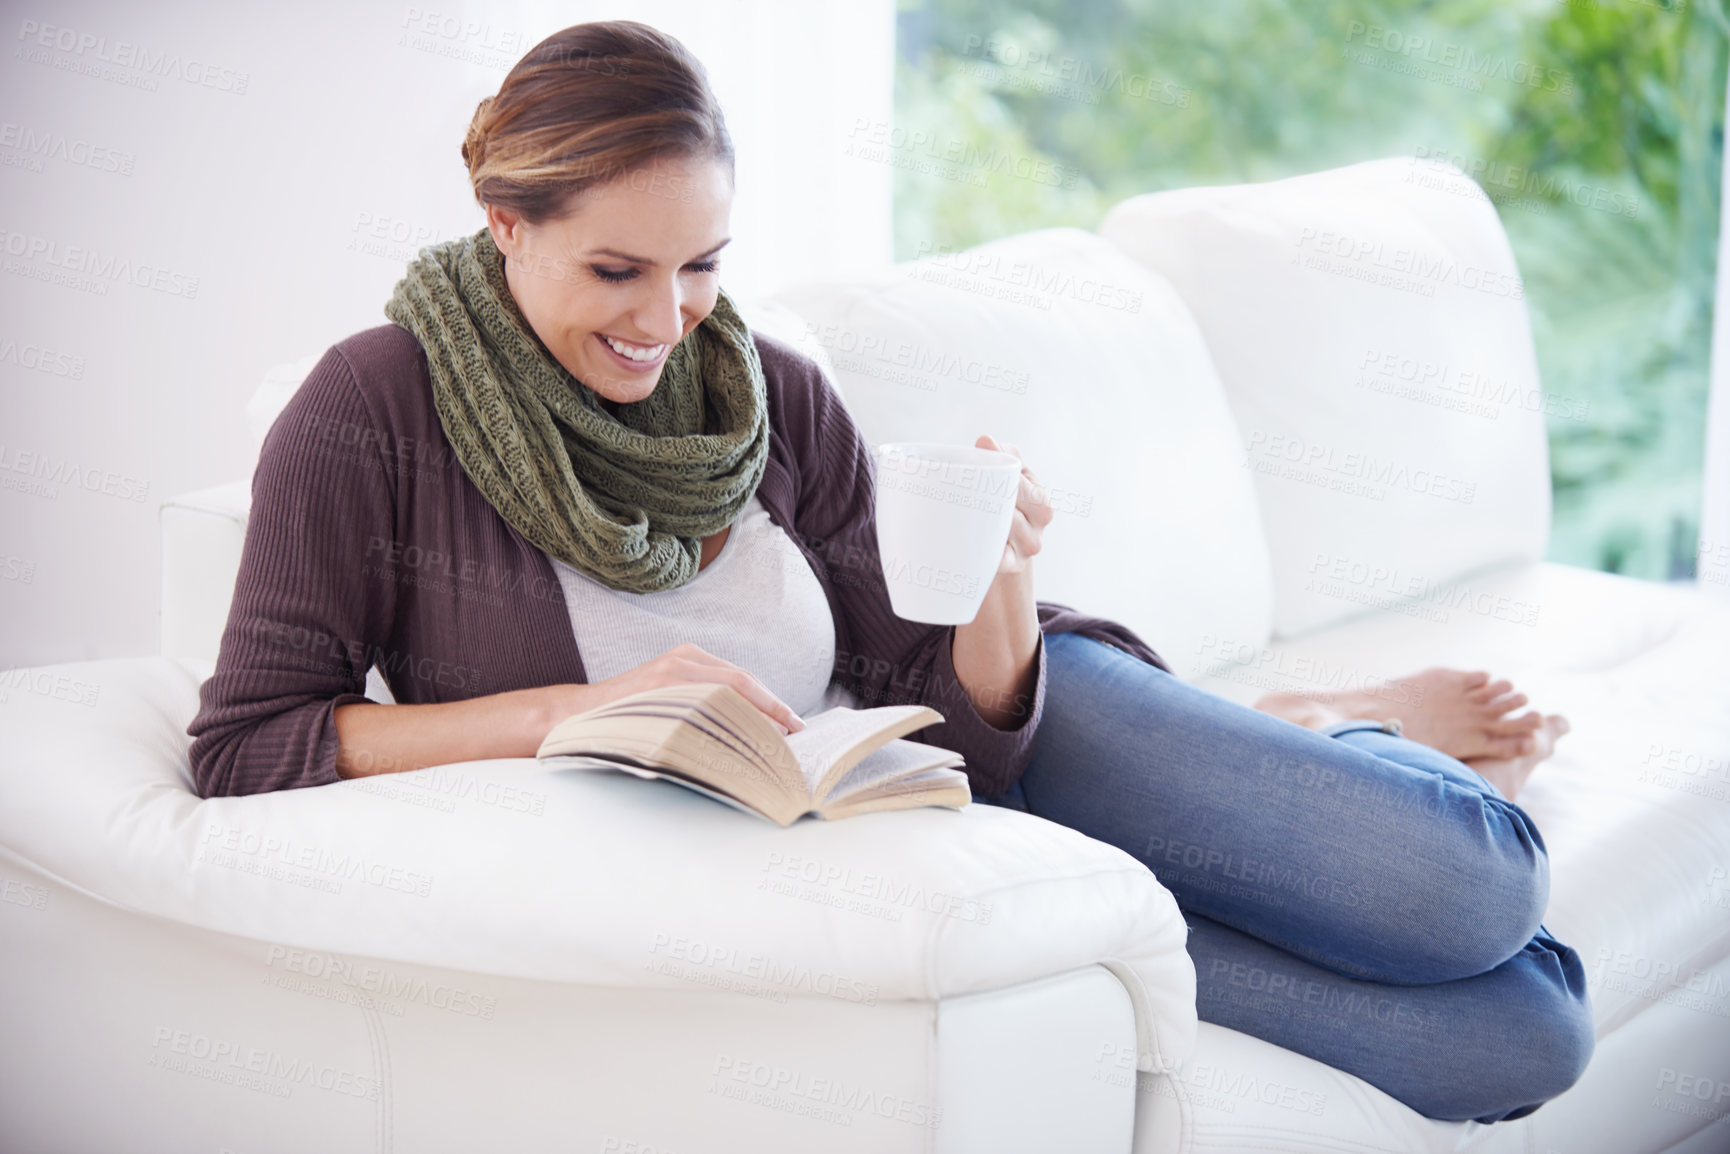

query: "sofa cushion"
left=1100, top=158, right=1552, bottom=639
left=770, top=227, right=1274, bottom=678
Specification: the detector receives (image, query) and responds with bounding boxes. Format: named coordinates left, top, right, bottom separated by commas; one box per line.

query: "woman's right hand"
left=578, top=642, right=806, bottom=735
left=336, top=644, right=804, bottom=782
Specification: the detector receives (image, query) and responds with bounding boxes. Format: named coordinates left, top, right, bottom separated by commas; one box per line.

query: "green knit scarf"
left=383, top=227, right=769, bottom=594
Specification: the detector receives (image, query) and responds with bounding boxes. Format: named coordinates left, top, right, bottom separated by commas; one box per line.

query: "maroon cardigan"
left=187, top=324, right=1170, bottom=799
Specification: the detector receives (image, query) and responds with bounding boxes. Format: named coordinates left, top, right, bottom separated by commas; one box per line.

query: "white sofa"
left=3, top=158, right=1727, bottom=1153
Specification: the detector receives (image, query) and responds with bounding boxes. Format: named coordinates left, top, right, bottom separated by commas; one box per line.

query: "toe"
left=1509, top=716, right=1568, bottom=761
left=1471, top=678, right=1514, bottom=702
left=1488, top=712, right=1543, bottom=737
left=1484, top=692, right=1531, bottom=716
left=1485, top=733, right=1536, bottom=759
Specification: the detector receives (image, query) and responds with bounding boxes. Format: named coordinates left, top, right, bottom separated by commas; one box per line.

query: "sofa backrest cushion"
left=1100, top=157, right=1552, bottom=639
left=770, top=227, right=1273, bottom=678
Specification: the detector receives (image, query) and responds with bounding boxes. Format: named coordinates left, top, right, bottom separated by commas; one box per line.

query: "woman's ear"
left=485, top=203, right=526, bottom=257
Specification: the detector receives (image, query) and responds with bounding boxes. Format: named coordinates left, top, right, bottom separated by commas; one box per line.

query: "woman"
left=188, top=20, right=1591, bottom=1125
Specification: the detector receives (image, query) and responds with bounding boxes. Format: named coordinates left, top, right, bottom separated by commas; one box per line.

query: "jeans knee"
left=1466, top=983, right=1593, bottom=1122
left=1427, top=937, right=1595, bottom=1123
left=1522, top=981, right=1595, bottom=1114
left=1373, top=858, right=1547, bottom=985
left=1516, top=935, right=1595, bottom=1105
left=1407, top=1008, right=1592, bottom=1122
left=1467, top=812, right=1551, bottom=967
left=1453, top=856, right=1550, bottom=979
left=1392, top=800, right=1550, bottom=983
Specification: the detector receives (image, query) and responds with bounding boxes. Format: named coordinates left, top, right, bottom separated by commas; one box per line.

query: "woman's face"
left=486, top=155, right=733, bottom=405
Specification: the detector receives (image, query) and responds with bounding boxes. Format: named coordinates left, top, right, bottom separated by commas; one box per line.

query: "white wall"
left=0, top=0, right=894, bottom=667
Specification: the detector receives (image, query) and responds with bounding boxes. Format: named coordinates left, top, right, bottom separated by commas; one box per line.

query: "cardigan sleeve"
left=185, top=347, right=395, bottom=797
left=776, top=356, right=1048, bottom=800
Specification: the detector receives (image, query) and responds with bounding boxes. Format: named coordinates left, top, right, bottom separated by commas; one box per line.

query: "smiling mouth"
left=597, top=333, right=670, bottom=370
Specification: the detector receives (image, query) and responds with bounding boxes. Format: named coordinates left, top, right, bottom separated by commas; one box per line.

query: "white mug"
left=872, top=442, right=1022, bottom=625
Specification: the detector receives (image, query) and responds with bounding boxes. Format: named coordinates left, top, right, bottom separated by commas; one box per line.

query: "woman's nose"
left=632, top=279, right=687, bottom=345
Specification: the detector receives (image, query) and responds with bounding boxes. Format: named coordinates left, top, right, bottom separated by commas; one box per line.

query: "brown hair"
left=461, top=21, right=733, bottom=225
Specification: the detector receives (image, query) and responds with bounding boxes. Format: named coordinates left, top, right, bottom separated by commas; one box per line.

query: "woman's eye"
left=588, top=261, right=717, bottom=283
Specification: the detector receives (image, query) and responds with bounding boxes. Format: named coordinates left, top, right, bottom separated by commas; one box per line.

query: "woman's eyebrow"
left=586, top=238, right=732, bottom=264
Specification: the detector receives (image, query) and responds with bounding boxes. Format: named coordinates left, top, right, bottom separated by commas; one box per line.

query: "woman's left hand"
left=952, top=434, right=1048, bottom=728
left=975, top=434, right=1053, bottom=578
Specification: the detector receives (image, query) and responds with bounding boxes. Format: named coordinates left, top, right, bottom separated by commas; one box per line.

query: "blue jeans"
left=984, top=632, right=1594, bottom=1124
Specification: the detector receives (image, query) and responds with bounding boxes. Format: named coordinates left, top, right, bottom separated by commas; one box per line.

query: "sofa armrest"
left=160, top=483, right=395, bottom=704
left=160, top=482, right=250, bottom=666
left=0, top=657, right=1199, bottom=1074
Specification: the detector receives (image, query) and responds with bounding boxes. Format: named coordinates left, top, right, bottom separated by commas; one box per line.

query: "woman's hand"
left=948, top=434, right=1050, bottom=730
left=335, top=642, right=802, bottom=781
left=976, top=434, right=1053, bottom=578
left=582, top=642, right=805, bottom=735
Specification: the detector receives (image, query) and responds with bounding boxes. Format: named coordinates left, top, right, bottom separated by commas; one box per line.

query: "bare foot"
left=1255, top=667, right=1549, bottom=761
left=1465, top=715, right=1571, bottom=801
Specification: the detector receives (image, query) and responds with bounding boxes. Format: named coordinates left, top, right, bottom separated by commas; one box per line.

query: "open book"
left=535, top=682, right=970, bottom=826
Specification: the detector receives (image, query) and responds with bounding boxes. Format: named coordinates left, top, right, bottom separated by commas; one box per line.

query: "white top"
left=549, top=495, right=860, bottom=719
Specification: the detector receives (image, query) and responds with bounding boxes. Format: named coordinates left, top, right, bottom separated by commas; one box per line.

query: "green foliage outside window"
left=893, top=0, right=1727, bottom=580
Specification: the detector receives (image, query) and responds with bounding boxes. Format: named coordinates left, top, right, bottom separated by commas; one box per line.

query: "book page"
left=784, top=704, right=939, bottom=797
left=538, top=683, right=799, bottom=813
left=577, top=706, right=755, bottom=764
left=686, top=685, right=805, bottom=788
left=824, top=737, right=963, bottom=802
left=538, top=685, right=798, bottom=820
left=592, top=703, right=779, bottom=781
left=815, top=766, right=971, bottom=821
left=540, top=755, right=783, bottom=824
left=539, top=684, right=959, bottom=821
left=584, top=699, right=758, bottom=750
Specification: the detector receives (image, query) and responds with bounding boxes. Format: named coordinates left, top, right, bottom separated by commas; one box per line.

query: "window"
left=894, top=0, right=1726, bottom=580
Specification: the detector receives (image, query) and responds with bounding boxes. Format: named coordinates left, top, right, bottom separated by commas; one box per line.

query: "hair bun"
left=462, top=95, right=495, bottom=171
